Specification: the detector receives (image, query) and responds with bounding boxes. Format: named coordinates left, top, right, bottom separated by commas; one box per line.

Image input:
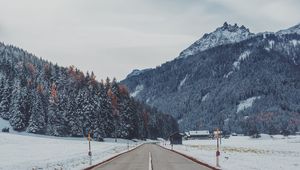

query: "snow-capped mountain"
left=277, top=23, right=300, bottom=35
left=126, top=68, right=152, bottom=78
left=122, top=22, right=300, bottom=134
left=178, top=22, right=255, bottom=59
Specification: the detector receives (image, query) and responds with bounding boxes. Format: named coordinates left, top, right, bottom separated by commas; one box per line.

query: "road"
left=92, top=144, right=213, bottom=170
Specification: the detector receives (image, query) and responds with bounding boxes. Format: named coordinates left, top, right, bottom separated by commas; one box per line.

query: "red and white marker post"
left=214, top=128, right=221, bottom=167
left=88, top=132, right=92, bottom=165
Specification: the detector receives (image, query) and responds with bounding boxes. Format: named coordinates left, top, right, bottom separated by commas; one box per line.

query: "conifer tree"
left=0, top=78, right=11, bottom=120
left=27, top=85, right=46, bottom=134
left=9, top=79, right=28, bottom=130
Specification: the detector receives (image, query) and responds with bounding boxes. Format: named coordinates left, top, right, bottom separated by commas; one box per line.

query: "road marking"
left=149, top=152, right=152, bottom=170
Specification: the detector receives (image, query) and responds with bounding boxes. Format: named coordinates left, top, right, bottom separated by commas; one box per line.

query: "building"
left=169, top=132, right=184, bottom=145
left=186, top=130, right=210, bottom=140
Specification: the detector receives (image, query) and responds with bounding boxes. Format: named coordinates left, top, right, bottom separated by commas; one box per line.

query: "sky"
left=0, top=0, right=300, bottom=80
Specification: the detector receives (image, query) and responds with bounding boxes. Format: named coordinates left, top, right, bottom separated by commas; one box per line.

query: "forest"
left=0, top=42, right=178, bottom=140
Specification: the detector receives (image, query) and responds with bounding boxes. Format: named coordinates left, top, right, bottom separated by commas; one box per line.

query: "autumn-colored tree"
left=75, top=71, right=85, bottom=82
left=26, top=63, right=36, bottom=76
left=44, top=64, right=51, bottom=79
left=68, top=65, right=75, bottom=76
left=108, top=88, right=118, bottom=116
left=119, top=85, right=129, bottom=96
left=37, top=84, right=44, bottom=94
left=50, top=83, right=58, bottom=103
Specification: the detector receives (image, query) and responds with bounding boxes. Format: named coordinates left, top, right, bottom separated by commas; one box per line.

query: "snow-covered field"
left=0, top=122, right=142, bottom=170
left=163, top=135, right=300, bottom=170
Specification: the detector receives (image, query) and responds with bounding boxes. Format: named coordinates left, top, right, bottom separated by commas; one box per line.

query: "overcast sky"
left=0, top=0, right=300, bottom=80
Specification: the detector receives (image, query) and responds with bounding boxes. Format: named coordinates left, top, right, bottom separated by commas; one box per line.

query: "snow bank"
left=0, top=118, right=12, bottom=130
left=0, top=133, right=141, bottom=170
left=161, top=135, right=300, bottom=170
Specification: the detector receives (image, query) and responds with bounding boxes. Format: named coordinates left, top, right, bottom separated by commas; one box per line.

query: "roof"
left=187, top=130, right=210, bottom=136
left=169, top=132, right=184, bottom=137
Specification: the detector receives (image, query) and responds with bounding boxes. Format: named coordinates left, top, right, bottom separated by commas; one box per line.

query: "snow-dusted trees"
left=9, top=79, right=28, bottom=130
left=0, top=78, right=11, bottom=120
left=47, top=83, right=66, bottom=136
left=0, top=42, right=178, bottom=139
left=27, top=85, right=46, bottom=134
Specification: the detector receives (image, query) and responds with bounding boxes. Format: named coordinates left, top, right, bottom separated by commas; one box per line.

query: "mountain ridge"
left=121, top=22, right=300, bottom=135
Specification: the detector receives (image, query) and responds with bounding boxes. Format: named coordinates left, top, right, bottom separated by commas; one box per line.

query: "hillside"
left=121, top=23, right=300, bottom=135
left=0, top=42, right=178, bottom=139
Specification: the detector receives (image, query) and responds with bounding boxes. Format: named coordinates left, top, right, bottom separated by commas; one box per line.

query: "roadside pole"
left=127, top=140, right=129, bottom=150
left=215, top=128, right=221, bottom=167
left=88, top=132, right=92, bottom=165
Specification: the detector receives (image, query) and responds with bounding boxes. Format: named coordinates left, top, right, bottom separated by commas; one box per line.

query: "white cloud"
left=0, top=0, right=299, bottom=80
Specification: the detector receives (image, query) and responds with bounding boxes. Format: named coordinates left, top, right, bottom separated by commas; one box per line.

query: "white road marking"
left=149, top=152, right=152, bottom=170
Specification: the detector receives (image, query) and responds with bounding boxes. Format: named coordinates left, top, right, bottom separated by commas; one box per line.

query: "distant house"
left=169, top=132, right=184, bottom=145
left=186, top=130, right=210, bottom=140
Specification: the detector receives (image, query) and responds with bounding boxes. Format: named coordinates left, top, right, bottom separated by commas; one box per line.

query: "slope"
left=121, top=23, right=300, bottom=134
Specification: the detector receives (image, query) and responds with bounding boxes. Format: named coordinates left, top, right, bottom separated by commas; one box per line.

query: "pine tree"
left=67, top=89, right=85, bottom=137
left=27, top=85, right=46, bottom=134
left=9, top=79, right=28, bottom=130
left=0, top=78, right=11, bottom=120
left=47, top=83, right=65, bottom=136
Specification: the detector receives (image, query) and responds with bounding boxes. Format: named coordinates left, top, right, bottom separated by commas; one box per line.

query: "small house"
left=186, top=130, right=210, bottom=140
left=169, top=132, right=183, bottom=145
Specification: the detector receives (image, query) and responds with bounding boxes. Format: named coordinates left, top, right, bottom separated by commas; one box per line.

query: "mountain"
left=121, top=22, right=300, bottom=135
left=178, top=22, right=254, bottom=59
left=0, top=42, right=178, bottom=140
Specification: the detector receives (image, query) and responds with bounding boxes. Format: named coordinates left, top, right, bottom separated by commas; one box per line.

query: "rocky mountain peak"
left=178, top=22, right=254, bottom=59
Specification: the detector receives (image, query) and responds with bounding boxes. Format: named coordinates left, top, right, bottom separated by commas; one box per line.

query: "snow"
left=177, top=119, right=183, bottom=124
left=201, top=93, right=209, bottom=102
left=237, top=96, right=261, bottom=113
left=0, top=118, right=12, bottom=130
left=290, top=39, right=300, bottom=47
left=223, top=50, right=251, bottom=79
left=223, top=71, right=233, bottom=78
left=269, top=40, right=275, bottom=48
left=146, top=98, right=150, bottom=103
left=126, top=69, right=151, bottom=78
left=162, top=135, right=300, bottom=170
left=264, top=40, right=275, bottom=51
left=130, top=84, right=144, bottom=97
left=178, top=23, right=254, bottom=59
left=177, top=22, right=300, bottom=59
left=277, top=23, right=300, bottom=35
left=178, top=75, right=188, bottom=90
left=188, top=130, right=210, bottom=136
left=233, top=50, right=251, bottom=70
left=0, top=132, right=142, bottom=170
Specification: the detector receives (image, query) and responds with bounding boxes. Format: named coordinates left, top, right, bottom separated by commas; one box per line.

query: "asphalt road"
left=92, top=144, right=213, bottom=170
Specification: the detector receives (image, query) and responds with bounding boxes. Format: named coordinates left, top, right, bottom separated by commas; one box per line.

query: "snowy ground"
left=0, top=118, right=143, bottom=170
left=162, top=135, right=300, bottom=170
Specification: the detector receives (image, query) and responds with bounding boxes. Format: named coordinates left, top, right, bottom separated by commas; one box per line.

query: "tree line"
left=0, top=42, right=178, bottom=140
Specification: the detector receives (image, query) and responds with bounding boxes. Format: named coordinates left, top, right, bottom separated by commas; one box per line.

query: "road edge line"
left=84, top=143, right=145, bottom=170
left=156, top=144, right=221, bottom=170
